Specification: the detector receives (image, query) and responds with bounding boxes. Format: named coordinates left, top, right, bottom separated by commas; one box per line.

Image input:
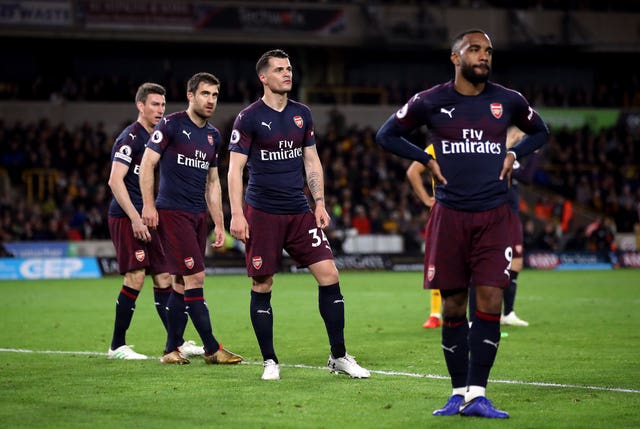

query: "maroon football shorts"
left=108, top=215, right=169, bottom=275
left=423, top=203, right=513, bottom=290
left=157, top=209, right=208, bottom=276
left=510, top=210, right=524, bottom=258
left=244, top=204, right=334, bottom=277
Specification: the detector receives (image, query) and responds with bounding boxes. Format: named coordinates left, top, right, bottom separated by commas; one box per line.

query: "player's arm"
left=139, top=147, right=161, bottom=228
left=227, top=151, right=250, bottom=243
left=506, top=126, right=525, bottom=150
left=303, top=144, right=330, bottom=229
left=376, top=115, right=447, bottom=185
left=107, top=161, right=151, bottom=242
left=406, top=161, right=435, bottom=208
left=206, top=166, right=225, bottom=248
left=506, top=126, right=538, bottom=183
left=500, top=113, right=549, bottom=181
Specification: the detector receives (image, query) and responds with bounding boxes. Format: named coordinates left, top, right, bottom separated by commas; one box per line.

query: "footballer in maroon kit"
left=377, top=29, right=549, bottom=418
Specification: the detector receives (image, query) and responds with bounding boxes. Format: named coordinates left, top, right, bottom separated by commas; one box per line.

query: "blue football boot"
left=460, top=396, right=509, bottom=418
left=432, top=394, right=464, bottom=416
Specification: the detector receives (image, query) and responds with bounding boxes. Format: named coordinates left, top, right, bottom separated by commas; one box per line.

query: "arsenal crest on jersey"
left=293, top=115, right=303, bottom=128
left=184, top=256, right=195, bottom=269
left=135, top=249, right=145, bottom=262
left=207, top=134, right=214, bottom=145
left=252, top=256, right=263, bottom=270
left=490, top=103, right=503, bottom=119
left=427, top=264, right=436, bottom=282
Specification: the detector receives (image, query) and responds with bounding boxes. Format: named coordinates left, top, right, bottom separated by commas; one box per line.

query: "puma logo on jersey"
left=182, top=130, right=191, bottom=140
left=261, top=121, right=272, bottom=130
left=440, top=107, right=455, bottom=118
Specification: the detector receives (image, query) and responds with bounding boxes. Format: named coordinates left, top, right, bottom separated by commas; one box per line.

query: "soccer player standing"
left=107, top=82, right=203, bottom=360
left=376, top=29, right=549, bottom=418
left=139, top=73, right=242, bottom=365
left=227, top=49, right=369, bottom=381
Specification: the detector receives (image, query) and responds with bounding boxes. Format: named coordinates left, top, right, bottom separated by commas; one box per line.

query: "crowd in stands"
left=0, top=75, right=264, bottom=106
left=1, top=106, right=638, bottom=255
left=3, top=72, right=640, bottom=112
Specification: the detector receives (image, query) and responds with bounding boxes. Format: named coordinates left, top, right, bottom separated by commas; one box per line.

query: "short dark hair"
left=451, top=29, right=488, bottom=52
left=256, top=49, right=289, bottom=75
left=135, top=82, right=166, bottom=104
left=187, top=72, right=220, bottom=94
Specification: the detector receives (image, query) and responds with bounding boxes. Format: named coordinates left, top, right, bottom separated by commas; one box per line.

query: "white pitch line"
left=0, top=348, right=104, bottom=356
left=1, top=348, right=638, bottom=394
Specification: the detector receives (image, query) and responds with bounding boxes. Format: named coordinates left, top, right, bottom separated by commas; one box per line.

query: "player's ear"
left=450, top=52, right=459, bottom=66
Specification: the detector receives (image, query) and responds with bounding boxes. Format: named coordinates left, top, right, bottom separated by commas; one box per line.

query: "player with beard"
left=107, top=82, right=204, bottom=360
left=227, top=49, right=369, bottom=381
left=376, top=29, right=549, bottom=418
left=140, top=72, right=242, bottom=365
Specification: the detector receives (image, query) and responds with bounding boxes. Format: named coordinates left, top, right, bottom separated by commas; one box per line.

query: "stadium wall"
left=1, top=240, right=638, bottom=280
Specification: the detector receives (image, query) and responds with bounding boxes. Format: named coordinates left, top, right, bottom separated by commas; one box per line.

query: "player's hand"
left=211, top=226, right=226, bottom=248
left=141, top=205, right=159, bottom=229
left=427, top=159, right=447, bottom=185
left=131, top=219, right=151, bottom=242
left=425, top=196, right=436, bottom=208
left=230, top=214, right=250, bottom=243
left=499, top=151, right=516, bottom=181
left=315, top=205, right=331, bottom=229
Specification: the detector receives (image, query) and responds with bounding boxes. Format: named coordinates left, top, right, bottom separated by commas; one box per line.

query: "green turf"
left=1, top=269, right=639, bottom=428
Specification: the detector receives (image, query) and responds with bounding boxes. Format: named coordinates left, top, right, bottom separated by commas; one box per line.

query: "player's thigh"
left=423, top=205, right=469, bottom=290
left=286, top=211, right=335, bottom=270
left=109, top=216, right=151, bottom=276
left=147, top=228, right=170, bottom=275
left=245, top=205, right=286, bottom=276
left=158, top=210, right=207, bottom=276
left=470, top=204, right=511, bottom=288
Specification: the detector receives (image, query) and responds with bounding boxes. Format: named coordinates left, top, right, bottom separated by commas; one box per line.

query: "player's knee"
left=252, top=275, right=273, bottom=292
left=152, top=272, right=172, bottom=288
left=184, top=271, right=205, bottom=289
left=310, top=260, right=339, bottom=284
left=124, top=269, right=146, bottom=289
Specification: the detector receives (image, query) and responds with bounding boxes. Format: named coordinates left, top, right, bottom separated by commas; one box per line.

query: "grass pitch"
left=1, top=269, right=639, bottom=428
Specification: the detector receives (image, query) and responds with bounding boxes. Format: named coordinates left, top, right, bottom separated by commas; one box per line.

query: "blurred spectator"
left=585, top=216, right=618, bottom=259
left=534, top=196, right=553, bottom=220
left=537, top=220, right=561, bottom=251
left=522, top=218, right=538, bottom=250
left=351, top=205, right=371, bottom=234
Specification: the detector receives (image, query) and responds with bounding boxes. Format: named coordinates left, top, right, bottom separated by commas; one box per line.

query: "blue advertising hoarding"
left=0, top=257, right=102, bottom=280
